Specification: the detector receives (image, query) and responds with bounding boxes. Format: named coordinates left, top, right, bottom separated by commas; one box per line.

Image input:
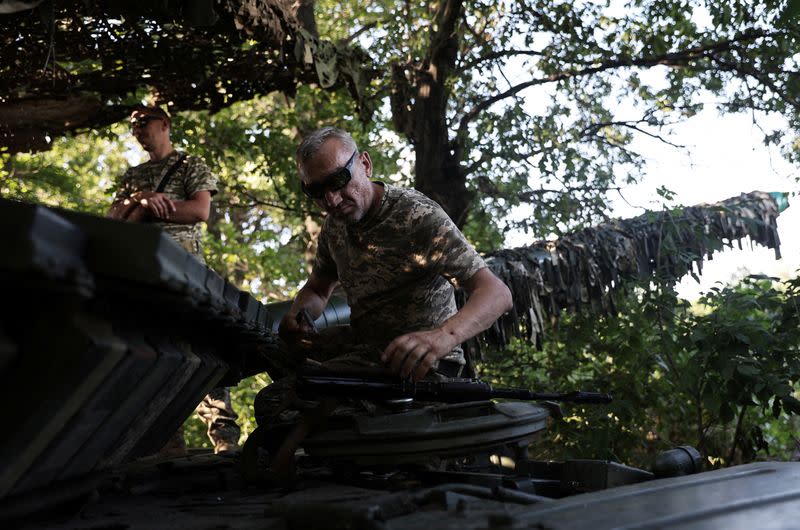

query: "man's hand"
left=131, top=191, right=176, bottom=220
left=278, top=308, right=318, bottom=350
left=125, top=205, right=149, bottom=223
left=381, top=328, right=458, bottom=381
left=381, top=268, right=512, bottom=381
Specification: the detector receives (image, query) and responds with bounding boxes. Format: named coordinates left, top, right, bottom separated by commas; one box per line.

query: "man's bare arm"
left=110, top=190, right=212, bottom=223
left=438, top=267, right=513, bottom=346
left=382, top=267, right=513, bottom=380
left=140, top=190, right=211, bottom=222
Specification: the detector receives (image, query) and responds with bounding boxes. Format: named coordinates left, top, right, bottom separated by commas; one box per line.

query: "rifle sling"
left=155, top=153, right=187, bottom=193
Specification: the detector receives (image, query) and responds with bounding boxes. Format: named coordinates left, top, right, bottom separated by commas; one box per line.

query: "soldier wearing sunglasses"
left=107, top=105, right=240, bottom=456
left=108, top=106, right=216, bottom=247
left=277, top=126, right=513, bottom=382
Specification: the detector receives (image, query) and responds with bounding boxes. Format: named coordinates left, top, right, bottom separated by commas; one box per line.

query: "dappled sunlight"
left=418, top=83, right=431, bottom=98
left=412, top=252, right=430, bottom=266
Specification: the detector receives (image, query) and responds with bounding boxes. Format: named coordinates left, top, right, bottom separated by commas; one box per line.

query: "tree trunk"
left=292, top=0, right=318, bottom=37
left=391, top=0, right=472, bottom=227
left=414, top=117, right=471, bottom=227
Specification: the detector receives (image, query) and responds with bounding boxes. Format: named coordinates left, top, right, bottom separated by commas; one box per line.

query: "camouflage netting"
left=463, top=191, right=786, bottom=359
left=0, top=0, right=374, bottom=153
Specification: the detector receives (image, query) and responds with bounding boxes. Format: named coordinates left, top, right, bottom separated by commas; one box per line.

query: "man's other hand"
left=125, top=205, right=149, bottom=223
left=382, top=328, right=457, bottom=381
left=132, top=191, right=176, bottom=219
left=278, top=309, right=318, bottom=349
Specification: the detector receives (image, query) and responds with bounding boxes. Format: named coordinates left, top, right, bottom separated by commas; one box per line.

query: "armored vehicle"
left=2, top=193, right=797, bottom=529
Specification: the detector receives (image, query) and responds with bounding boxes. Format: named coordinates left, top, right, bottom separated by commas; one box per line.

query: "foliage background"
left=483, top=276, right=800, bottom=468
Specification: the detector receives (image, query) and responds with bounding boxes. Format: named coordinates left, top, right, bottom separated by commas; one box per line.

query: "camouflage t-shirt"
left=312, top=183, right=486, bottom=365
left=112, top=151, right=218, bottom=257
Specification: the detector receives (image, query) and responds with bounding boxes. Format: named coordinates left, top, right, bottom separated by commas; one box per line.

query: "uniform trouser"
left=196, top=386, right=241, bottom=451
left=160, top=387, right=240, bottom=455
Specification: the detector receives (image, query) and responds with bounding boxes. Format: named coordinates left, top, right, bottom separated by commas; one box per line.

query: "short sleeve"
left=312, top=222, right=339, bottom=281
left=110, top=168, right=136, bottom=202
left=182, top=156, right=219, bottom=197
left=423, top=203, right=486, bottom=286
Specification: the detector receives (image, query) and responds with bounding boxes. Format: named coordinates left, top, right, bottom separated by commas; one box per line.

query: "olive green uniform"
left=113, top=151, right=240, bottom=452
left=255, top=183, right=485, bottom=425
left=113, top=151, right=217, bottom=257
left=313, top=182, right=485, bottom=365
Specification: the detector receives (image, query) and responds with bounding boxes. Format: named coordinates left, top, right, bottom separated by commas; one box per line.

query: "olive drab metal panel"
left=0, top=199, right=280, bottom=501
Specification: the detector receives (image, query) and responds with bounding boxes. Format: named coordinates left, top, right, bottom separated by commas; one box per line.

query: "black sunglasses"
left=130, top=115, right=161, bottom=129
left=301, top=150, right=358, bottom=199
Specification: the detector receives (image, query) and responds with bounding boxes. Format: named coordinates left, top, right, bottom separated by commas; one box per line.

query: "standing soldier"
left=108, top=105, right=240, bottom=455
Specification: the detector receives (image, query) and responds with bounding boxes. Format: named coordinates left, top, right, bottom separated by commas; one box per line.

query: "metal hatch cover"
left=507, top=461, right=800, bottom=529
left=301, top=401, right=549, bottom=464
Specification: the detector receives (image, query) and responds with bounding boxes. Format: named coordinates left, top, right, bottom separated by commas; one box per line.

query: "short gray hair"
left=296, top=126, right=358, bottom=163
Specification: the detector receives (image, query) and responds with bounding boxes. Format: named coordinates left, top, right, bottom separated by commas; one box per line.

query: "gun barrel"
left=296, top=370, right=612, bottom=405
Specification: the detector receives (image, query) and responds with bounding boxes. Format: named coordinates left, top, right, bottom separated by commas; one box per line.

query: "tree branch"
left=460, top=11, right=483, bottom=42
left=474, top=174, right=623, bottom=202
left=427, top=0, right=463, bottom=70
left=715, top=56, right=800, bottom=111
left=459, top=49, right=544, bottom=72
left=516, top=184, right=624, bottom=202
left=454, top=28, right=773, bottom=144
left=728, top=404, right=748, bottom=465
left=226, top=183, right=301, bottom=214
left=464, top=153, right=486, bottom=176
left=343, top=18, right=389, bottom=44
left=580, top=119, right=687, bottom=149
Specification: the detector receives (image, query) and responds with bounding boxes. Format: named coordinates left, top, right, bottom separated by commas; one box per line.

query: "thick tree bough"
left=0, top=0, right=374, bottom=153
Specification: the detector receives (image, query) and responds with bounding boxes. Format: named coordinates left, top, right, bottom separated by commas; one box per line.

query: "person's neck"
left=362, top=181, right=385, bottom=222
left=148, top=143, right=175, bottom=162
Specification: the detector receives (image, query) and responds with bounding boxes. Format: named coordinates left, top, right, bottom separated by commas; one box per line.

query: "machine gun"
left=295, top=366, right=612, bottom=404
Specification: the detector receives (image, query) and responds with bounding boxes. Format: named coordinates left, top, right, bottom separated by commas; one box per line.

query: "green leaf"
left=736, top=364, right=760, bottom=376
